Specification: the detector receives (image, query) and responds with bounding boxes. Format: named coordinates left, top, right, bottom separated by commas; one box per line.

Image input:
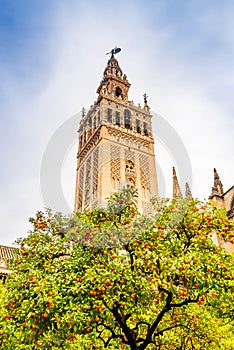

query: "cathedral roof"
left=0, top=245, right=16, bottom=275
left=0, top=245, right=15, bottom=260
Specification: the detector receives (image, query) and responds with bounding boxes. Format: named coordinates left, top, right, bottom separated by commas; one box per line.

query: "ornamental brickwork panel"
left=93, top=147, right=99, bottom=198
left=78, top=164, right=84, bottom=209
left=111, top=145, right=121, bottom=180
left=139, top=154, right=150, bottom=189
left=84, top=156, right=91, bottom=205
left=125, top=148, right=135, bottom=163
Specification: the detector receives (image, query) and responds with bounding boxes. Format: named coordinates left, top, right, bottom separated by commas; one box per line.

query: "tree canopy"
left=0, top=188, right=234, bottom=349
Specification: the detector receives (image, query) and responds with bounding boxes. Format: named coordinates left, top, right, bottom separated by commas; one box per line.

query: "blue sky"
left=0, top=0, right=233, bottom=245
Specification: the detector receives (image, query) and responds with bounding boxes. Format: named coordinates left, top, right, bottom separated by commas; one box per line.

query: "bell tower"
left=96, top=52, right=130, bottom=103
left=74, top=48, right=158, bottom=213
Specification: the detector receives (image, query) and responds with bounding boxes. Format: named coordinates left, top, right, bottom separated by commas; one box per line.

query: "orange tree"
left=0, top=188, right=233, bottom=349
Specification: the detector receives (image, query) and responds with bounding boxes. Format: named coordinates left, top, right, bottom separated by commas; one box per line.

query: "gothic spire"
left=210, top=168, right=224, bottom=197
left=185, top=182, right=192, bottom=198
left=172, top=167, right=182, bottom=198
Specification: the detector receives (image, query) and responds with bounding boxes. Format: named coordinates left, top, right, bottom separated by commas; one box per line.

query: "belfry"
left=74, top=48, right=158, bottom=212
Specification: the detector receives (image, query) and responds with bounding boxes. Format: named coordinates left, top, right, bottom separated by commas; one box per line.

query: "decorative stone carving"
left=111, top=145, right=120, bottom=180
left=84, top=156, right=91, bottom=205
left=211, top=168, right=224, bottom=196
left=172, top=167, right=182, bottom=198
left=93, top=147, right=99, bottom=199
left=139, top=154, right=150, bottom=190
left=185, top=182, right=192, bottom=198
left=78, top=165, right=84, bottom=210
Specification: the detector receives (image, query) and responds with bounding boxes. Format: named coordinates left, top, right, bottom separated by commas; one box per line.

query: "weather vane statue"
left=143, top=93, right=148, bottom=104
left=106, top=46, right=121, bottom=58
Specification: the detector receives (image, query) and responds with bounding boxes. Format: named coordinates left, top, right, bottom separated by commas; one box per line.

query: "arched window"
left=80, top=135, right=83, bottom=147
left=116, top=87, right=122, bottom=98
left=127, top=178, right=135, bottom=188
left=125, top=160, right=135, bottom=175
left=136, top=119, right=141, bottom=133
left=228, top=197, right=234, bottom=220
left=88, top=117, right=92, bottom=128
left=143, top=187, right=149, bottom=200
left=107, top=108, right=112, bottom=123
left=124, top=109, right=131, bottom=129
left=112, top=178, right=120, bottom=191
left=115, top=111, right=120, bottom=126
left=231, top=197, right=234, bottom=210
left=143, top=122, right=148, bottom=136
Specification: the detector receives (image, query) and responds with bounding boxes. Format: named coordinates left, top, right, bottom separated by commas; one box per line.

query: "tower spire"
left=210, top=168, right=224, bottom=197
left=172, top=167, right=182, bottom=198
left=185, top=182, right=192, bottom=198
left=96, top=52, right=130, bottom=103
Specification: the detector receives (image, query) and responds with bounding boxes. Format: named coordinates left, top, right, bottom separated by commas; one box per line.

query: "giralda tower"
left=74, top=49, right=158, bottom=213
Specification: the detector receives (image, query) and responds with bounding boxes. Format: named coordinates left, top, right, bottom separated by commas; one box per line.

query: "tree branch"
left=125, top=243, right=135, bottom=272
left=154, top=323, right=183, bottom=337
left=139, top=290, right=173, bottom=350
left=96, top=323, right=128, bottom=348
left=171, top=296, right=199, bottom=308
left=110, top=303, right=138, bottom=349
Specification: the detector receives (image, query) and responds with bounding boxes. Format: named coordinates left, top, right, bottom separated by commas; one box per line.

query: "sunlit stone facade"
left=74, top=55, right=158, bottom=213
